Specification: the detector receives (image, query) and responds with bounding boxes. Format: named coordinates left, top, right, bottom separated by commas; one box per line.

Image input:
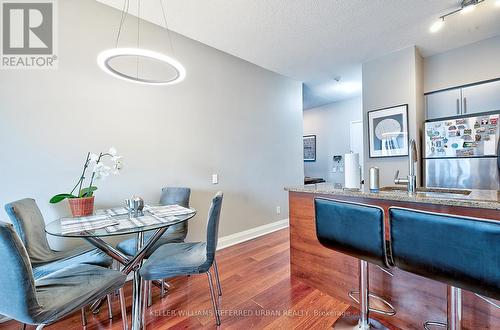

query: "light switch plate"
left=212, top=174, right=219, bottom=184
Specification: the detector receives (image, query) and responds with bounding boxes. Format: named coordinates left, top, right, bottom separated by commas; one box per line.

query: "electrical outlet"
left=276, top=206, right=281, bottom=215
left=212, top=174, right=219, bottom=184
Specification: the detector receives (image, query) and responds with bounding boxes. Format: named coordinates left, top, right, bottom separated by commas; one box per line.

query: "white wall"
left=424, top=36, right=500, bottom=92
left=303, top=97, right=362, bottom=184
left=0, top=0, right=303, bottom=249
left=362, top=46, right=424, bottom=186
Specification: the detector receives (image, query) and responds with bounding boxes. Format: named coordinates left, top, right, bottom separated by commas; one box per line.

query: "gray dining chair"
left=140, top=192, right=224, bottom=326
left=4, top=198, right=116, bottom=326
left=0, top=221, right=128, bottom=330
left=116, top=187, right=191, bottom=304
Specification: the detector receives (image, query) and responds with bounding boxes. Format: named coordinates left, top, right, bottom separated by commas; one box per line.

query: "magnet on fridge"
left=474, top=121, right=480, bottom=129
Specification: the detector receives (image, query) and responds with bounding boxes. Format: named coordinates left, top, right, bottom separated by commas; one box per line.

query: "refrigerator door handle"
left=456, top=98, right=460, bottom=115
left=463, top=97, right=467, bottom=114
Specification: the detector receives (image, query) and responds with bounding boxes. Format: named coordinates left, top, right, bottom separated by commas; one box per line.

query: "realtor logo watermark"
left=1, top=0, right=57, bottom=69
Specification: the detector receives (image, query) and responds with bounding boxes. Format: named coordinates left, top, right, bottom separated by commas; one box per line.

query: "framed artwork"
left=303, top=135, right=316, bottom=162
left=368, top=104, right=409, bottom=158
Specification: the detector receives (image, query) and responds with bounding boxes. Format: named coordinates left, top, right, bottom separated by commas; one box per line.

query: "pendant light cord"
left=160, top=0, right=175, bottom=56
left=136, top=0, right=141, bottom=79
left=115, top=0, right=130, bottom=48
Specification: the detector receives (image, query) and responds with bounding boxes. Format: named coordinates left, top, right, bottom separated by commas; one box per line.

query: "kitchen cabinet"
left=425, top=88, right=461, bottom=120
left=462, top=79, right=500, bottom=115
left=426, top=79, right=500, bottom=120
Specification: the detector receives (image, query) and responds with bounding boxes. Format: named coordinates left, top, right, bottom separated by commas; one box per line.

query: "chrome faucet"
left=394, top=139, right=418, bottom=195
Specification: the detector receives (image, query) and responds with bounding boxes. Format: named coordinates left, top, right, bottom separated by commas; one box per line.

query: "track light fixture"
left=429, top=0, right=485, bottom=33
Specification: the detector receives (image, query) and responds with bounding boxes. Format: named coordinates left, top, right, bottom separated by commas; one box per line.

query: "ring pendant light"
left=97, top=0, right=186, bottom=85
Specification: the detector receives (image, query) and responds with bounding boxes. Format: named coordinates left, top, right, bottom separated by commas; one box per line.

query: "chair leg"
left=147, top=281, right=152, bottom=307
left=206, top=271, right=221, bottom=326
left=119, top=288, right=128, bottom=330
left=213, top=258, right=222, bottom=296
left=21, top=324, right=26, bottom=330
left=107, top=294, right=113, bottom=319
left=81, top=307, right=87, bottom=326
left=142, top=280, right=148, bottom=329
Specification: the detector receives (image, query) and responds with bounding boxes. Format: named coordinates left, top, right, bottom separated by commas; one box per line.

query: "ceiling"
left=96, top=0, right=500, bottom=109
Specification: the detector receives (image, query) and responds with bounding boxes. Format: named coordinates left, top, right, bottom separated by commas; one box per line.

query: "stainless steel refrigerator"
left=424, top=111, right=500, bottom=190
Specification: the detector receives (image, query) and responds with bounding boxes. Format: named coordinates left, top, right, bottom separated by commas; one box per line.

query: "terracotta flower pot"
left=68, top=196, right=95, bottom=217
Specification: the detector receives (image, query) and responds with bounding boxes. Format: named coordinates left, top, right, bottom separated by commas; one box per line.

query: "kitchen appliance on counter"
left=424, top=111, right=500, bottom=190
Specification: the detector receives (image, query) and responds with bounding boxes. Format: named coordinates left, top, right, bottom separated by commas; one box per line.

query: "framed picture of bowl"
left=368, top=104, right=409, bottom=158
left=303, top=135, right=316, bottom=162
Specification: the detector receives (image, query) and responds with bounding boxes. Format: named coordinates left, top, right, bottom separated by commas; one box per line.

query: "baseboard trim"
left=216, top=218, right=289, bottom=251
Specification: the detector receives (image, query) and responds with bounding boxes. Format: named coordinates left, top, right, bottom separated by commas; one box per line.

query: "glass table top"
left=45, top=208, right=197, bottom=238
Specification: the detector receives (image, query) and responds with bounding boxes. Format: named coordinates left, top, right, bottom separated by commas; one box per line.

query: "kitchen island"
left=286, top=183, right=500, bottom=329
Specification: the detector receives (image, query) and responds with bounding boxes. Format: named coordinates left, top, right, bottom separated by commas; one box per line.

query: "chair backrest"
left=4, top=198, right=53, bottom=264
left=0, top=221, right=40, bottom=324
left=315, top=198, right=388, bottom=268
left=205, top=192, right=223, bottom=265
left=159, top=187, right=191, bottom=208
left=389, top=207, right=500, bottom=301
left=159, top=187, right=191, bottom=242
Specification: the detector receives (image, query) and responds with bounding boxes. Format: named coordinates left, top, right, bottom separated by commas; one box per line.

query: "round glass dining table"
left=45, top=208, right=197, bottom=330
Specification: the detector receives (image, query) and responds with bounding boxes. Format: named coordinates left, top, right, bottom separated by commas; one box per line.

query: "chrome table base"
left=85, top=227, right=169, bottom=330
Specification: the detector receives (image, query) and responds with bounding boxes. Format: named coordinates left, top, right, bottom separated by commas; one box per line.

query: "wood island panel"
left=289, top=191, right=500, bottom=330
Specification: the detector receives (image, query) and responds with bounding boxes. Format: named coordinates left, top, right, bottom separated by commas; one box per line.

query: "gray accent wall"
left=0, top=0, right=303, bottom=249
left=362, top=46, right=424, bottom=187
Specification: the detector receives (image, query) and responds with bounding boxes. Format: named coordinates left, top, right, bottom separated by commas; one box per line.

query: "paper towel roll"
left=344, top=153, right=361, bottom=189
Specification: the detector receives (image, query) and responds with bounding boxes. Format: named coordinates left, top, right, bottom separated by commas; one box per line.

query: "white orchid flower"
left=93, top=162, right=111, bottom=180
left=112, top=161, right=123, bottom=175
left=111, top=155, right=123, bottom=162
left=89, top=153, right=99, bottom=162
left=108, top=147, right=118, bottom=156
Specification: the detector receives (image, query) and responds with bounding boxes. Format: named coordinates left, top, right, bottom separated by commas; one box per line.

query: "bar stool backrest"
left=315, top=198, right=388, bottom=268
left=389, top=207, right=500, bottom=301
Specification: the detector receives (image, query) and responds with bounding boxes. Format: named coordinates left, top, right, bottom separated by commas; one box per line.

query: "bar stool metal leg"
left=332, top=260, right=388, bottom=330
left=424, top=286, right=462, bottom=330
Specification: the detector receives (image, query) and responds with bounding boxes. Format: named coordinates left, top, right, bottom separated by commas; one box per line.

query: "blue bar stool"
left=315, top=198, right=395, bottom=330
left=389, top=207, right=500, bottom=330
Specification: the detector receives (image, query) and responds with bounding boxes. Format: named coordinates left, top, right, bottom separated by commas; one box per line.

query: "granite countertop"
left=285, top=183, right=500, bottom=210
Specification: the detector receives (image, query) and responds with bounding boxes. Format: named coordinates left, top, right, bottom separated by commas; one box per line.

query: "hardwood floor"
left=0, top=229, right=350, bottom=330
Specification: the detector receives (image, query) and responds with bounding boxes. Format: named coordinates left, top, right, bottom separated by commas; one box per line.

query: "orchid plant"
left=50, top=147, right=123, bottom=203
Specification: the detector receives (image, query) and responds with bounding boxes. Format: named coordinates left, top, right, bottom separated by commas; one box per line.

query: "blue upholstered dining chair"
left=4, top=198, right=116, bottom=326
left=140, top=192, right=224, bottom=326
left=116, top=187, right=191, bottom=305
left=0, top=221, right=127, bottom=330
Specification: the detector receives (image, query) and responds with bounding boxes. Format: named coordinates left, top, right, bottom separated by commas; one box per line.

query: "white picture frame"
left=368, top=104, right=409, bottom=158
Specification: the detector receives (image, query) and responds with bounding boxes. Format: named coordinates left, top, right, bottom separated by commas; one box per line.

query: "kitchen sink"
left=380, top=186, right=472, bottom=196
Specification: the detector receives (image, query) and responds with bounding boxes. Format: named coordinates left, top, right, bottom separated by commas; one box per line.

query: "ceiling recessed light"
left=429, top=19, right=445, bottom=33
left=495, top=0, right=500, bottom=7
